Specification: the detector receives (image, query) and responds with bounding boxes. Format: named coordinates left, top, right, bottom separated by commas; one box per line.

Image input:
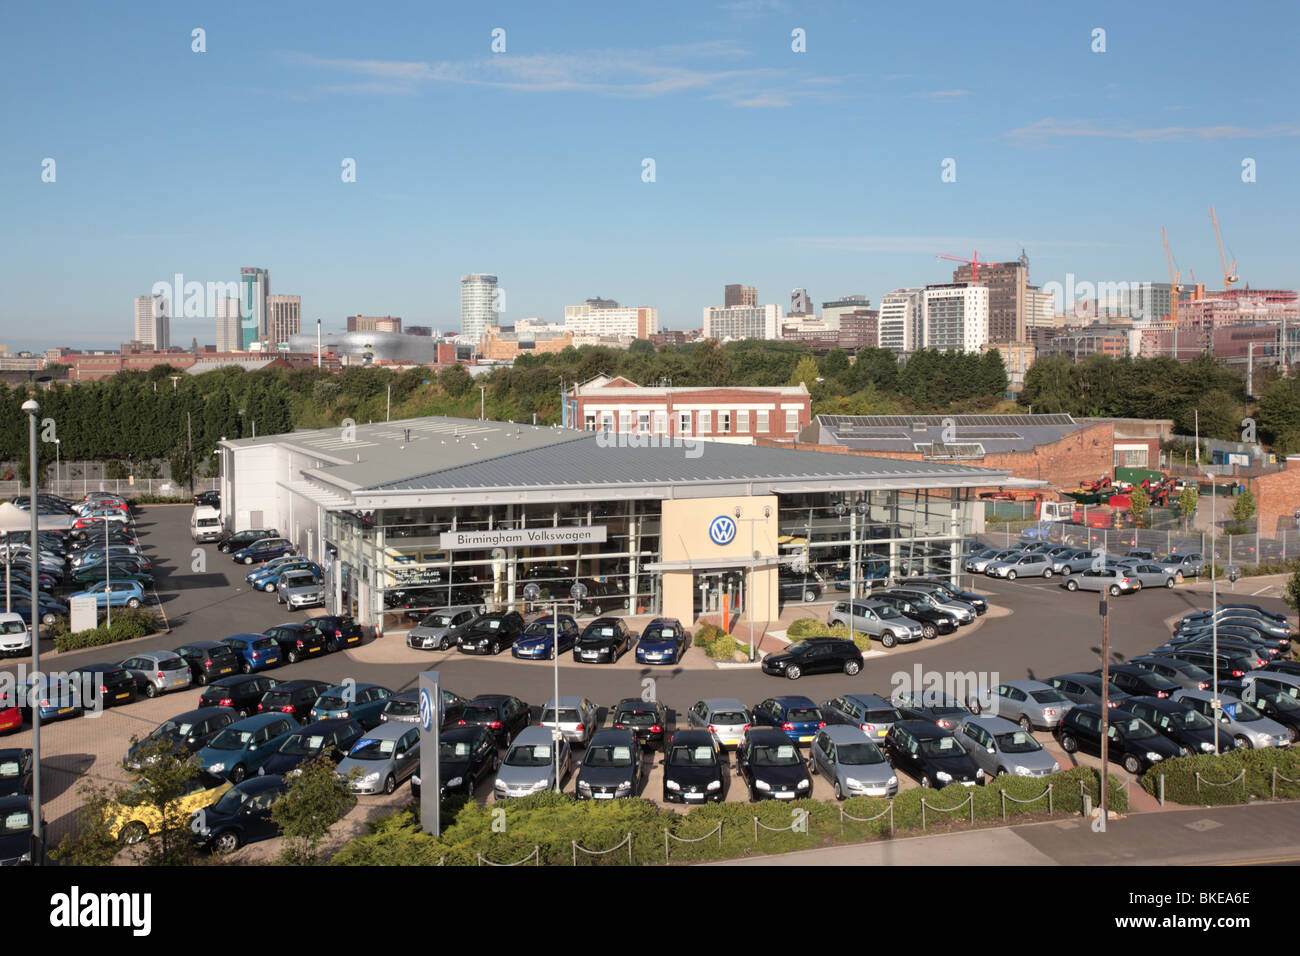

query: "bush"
left=706, top=633, right=738, bottom=660
left=53, top=609, right=160, bottom=653
left=693, top=623, right=723, bottom=647
left=786, top=617, right=830, bottom=639
left=1140, top=747, right=1300, bottom=806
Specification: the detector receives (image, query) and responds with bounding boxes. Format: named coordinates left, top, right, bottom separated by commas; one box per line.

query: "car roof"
left=231, top=775, right=285, bottom=794
left=835, top=692, right=894, bottom=708
left=668, top=729, right=714, bottom=745
left=324, top=682, right=384, bottom=695
left=769, top=695, right=818, bottom=708
left=467, top=694, right=513, bottom=705
left=441, top=725, right=489, bottom=743
left=353, top=722, right=408, bottom=740
left=894, top=720, right=953, bottom=738
left=511, top=725, right=557, bottom=745
left=585, top=616, right=621, bottom=625
left=589, top=727, right=635, bottom=744
left=701, top=697, right=746, bottom=711
left=819, top=724, right=872, bottom=743
left=1125, top=695, right=1183, bottom=712
left=223, top=633, right=267, bottom=643
left=1001, top=679, right=1056, bottom=692
left=296, top=718, right=359, bottom=733
left=269, top=680, right=329, bottom=692
left=746, top=726, right=794, bottom=742
left=228, top=713, right=293, bottom=730
left=177, top=640, right=229, bottom=650
left=543, top=696, right=587, bottom=708
left=962, top=714, right=1021, bottom=734
left=615, top=697, right=659, bottom=709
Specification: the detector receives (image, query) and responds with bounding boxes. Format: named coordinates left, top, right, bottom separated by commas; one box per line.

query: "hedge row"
left=331, top=765, right=1124, bottom=866
left=786, top=616, right=873, bottom=652
left=1140, top=746, right=1300, bottom=806
left=51, top=609, right=160, bottom=653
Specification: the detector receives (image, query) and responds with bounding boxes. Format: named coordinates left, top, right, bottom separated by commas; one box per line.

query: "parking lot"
left=3, top=505, right=1295, bottom=859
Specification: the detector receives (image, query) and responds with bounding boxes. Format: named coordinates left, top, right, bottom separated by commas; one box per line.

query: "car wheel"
left=1043, top=569, right=1053, bottom=578
left=1066, top=580, right=1079, bottom=591
left=809, top=757, right=817, bottom=775
left=1060, top=734, right=1078, bottom=754
left=786, top=665, right=802, bottom=680
left=238, top=707, right=250, bottom=718
left=844, top=660, right=860, bottom=676
left=922, top=624, right=936, bottom=640
left=968, top=697, right=982, bottom=715
left=1175, top=571, right=1185, bottom=583
left=549, top=645, right=557, bottom=660
left=1007, top=570, right=1018, bottom=581
left=1235, top=735, right=1252, bottom=750
left=803, top=589, right=816, bottom=603
left=1165, top=577, right=1175, bottom=589
left=196, top=672, right=208, bottom=686
left=214, top=830, right=241, bottom=854
left=143, top=682, right=157, bottom=699
left=42, top=613, right=56, bottom=627
left=1019, top=715, right=1033, bottom=733
left=1123, top=754, right=1142, bottom=775
left=881, top=631, right=897, bottom=649
left=492, top=641, right=501, bottom=655
left=287, top=649, right=299, bottom=664
left=243, top=556, right=254, bottom=565
left=833, top=780, right=844, bottom=801
left=384, top=774, right=397, bottom=795
left=996, top=766, right=1008, bottom=777
left=121, top=822, right=148, bottom=845
left=920, top=775, right=932, bottom=789
left=1109, top=585, right=1121, bottom=596
left=439, top=637, right=451, bottom=651
left=492, top=753, right=501, bottom=772
left=126, top=598, right=141, bottom=608
left=240, top=661, right=252, bottom=674
left=263, top=583, right=276, bottom=592
left=229, top=764, right=247, bottom=783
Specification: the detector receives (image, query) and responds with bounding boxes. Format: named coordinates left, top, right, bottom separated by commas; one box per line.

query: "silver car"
left=538, top=696, right=599, bottom=748
left=1049, top=549, right=1095, bottom=575
left=493, top=725, right=572, bottom=798
left=826, top=599, right=925, bottom=648
left=986, top=552, right=1054, bottom=580
left=406, top=606, right=479, bottom=651
left=1153, top=552, right=1205, bottom=579
left=809, top=725, right=897, bottom=799
left=686, top=698, right=751, bottom=752
left=820, top=693, right=899, bottom=741
left=1169, top=689, right=1292, bottom=750
left=1117, top=562, right=1177, bottom=590
left=966, top=548, right=1021, bottom=574
left=969, top=679, right=1074, bottom=731
left=888, top=585, right=976, bottom=624
left=277, top=570, right=325, bottom=610
left=956, top=715, right=1060, bottom=778
left=118, top=651, right=193, bottom=699
left=1060, top=567, right=1140, bottom=595
left=335, top=723, right=422, bottom=795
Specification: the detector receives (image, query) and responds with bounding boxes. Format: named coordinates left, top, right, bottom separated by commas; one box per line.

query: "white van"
left=0, top=612, right=30, bottom=658
left=190, top=505, right=223, bottom=544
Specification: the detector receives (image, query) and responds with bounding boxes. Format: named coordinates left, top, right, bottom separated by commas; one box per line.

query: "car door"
left=812, top=732, right=833, bottom=776
left=395, top=728, right=420, bottom=781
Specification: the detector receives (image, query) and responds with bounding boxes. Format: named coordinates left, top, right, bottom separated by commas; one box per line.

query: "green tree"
left=978, top=348, right=1008, bottom=398
left=1285, top=568, right=1300, bottom=615
left=272, top=753, right=357, bottom=864
left=439, top=364, right=473, bottom=398
left=627, top=337, right=655, bottom=356
left=1230, top=487, right=1257, bottom=530
left=1258, top=374, right=1300, bottom=456
left=1178, top=485, right=1199, bottom=531
left=50, top=786, right=120, bottom=866
left=854, top=347, right=900, bottom=393
left=1127, top=486, right=1151, bottom=529
left=788, top=356, right=821, bottom=389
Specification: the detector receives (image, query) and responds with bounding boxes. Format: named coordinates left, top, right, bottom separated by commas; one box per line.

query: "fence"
left=0, top=477, right=218, bottom=499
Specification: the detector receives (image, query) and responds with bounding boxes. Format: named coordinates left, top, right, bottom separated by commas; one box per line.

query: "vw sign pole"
left=417, top=670, right=440, bottom=837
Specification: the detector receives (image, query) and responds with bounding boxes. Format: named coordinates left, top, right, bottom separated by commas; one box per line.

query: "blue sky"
left=1, top=0, right=1297, bottom=350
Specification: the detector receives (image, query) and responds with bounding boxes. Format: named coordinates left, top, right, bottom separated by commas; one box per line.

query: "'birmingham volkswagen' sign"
left=439, top=526, right=607, bottom=551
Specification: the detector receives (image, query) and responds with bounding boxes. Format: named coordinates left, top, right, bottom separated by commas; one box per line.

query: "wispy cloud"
left=908, top=88, right=972, bottom=101
left=1007, top=118, right=1300, bottom=145
left=280, top=41, right=841, bottom=107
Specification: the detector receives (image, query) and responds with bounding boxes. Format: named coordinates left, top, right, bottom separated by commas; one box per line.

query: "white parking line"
left=1251, top=585, right=1274, bottom=596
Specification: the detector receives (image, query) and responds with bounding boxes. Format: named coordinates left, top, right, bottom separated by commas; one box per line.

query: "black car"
left=778, top=572, right=822, bottom=605
left=124, top=707, right=240, bottom=768
left=1096, top=665, right=1181, bottom=700
left=378, top=687, right=467, bottom=727
left=870, top=590, right=954, bottom=638
left=1246, top=689, right=1300, bottom=742
left=257, top=679, right=333, bottom=722
left=217, top=528, right=279, bottom=554
left=1159, top=648, right=1260, bottom=683
left=1263, top=660, right=1300, bottom=678
left=573, top=579, right=623, bottom=617
left=264, top=623, right=331, bottom=664
left=576, top=728, right=643, bottom=800
left=0, top=795, right=36, bottom=865
left=1054, top=704, right=1181, bottom=775
left=260, top=718, right=365, bottom=776
left=198, top=675, right=279, bottom=718
left=1128, top=656, right=1212, bottom=691
left=456, top=611, right=526, bottom=656
left=1121, top=696, right=1235, bottom=756
left=415, top=725, right=499, bottom=799
left=735, top=727, right=812, bottom=801
left=396, top=585, right=486, bottom=620
left=610, top=698, right=669, bottom=751
left=890, top=691, right=971, bottom=730
left=0, top=749, right=32, bottom=797
left=1174, top=623, right=1287, bottom=653
left=192, top=775, right=286, bottom=854
left=761, top=637, right=864, bottom=680
left=1182, top=614, right=1291, bottom=642
left=1158, top=635, right=1274, bottom=665
left=456, top=694, right=530, bottom=747
left=173, top=641, right=240, bottom=685
left=67, top=662, right=137, bottom=709
left=662, top=730, right=727, bottom=803
left=883, top=720, right=984, bottom=790
left=193, top=490, right=221, bottom=509
left=573, top=617, right=635, bottom=664
left=908, top=577, right=989, bottom=615
left=306, top=614, right=370, bottom=652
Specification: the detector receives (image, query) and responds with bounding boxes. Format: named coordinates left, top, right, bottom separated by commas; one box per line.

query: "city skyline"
left=3, top=0, right=1297, bottom=351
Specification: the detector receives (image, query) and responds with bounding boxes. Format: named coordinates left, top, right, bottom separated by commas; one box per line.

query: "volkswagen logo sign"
left=708, top=515, right=737, bottom=546
left=418, top=688, right=435, bottom=732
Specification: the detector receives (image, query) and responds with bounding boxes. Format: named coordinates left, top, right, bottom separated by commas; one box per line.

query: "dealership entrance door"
left=694, top=567, right=746, bottom=621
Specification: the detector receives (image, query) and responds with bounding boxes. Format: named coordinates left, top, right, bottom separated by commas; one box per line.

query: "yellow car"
left=107, top=772, right=232, bottom=844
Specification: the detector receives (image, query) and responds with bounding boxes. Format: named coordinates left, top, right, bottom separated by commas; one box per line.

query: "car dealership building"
left=217, top=416, right=1017, bottom=630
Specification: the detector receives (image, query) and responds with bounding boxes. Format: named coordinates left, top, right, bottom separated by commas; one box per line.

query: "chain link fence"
left=978, top=521, right=1300, bottom=569
left=0, top=478, right=218, bottom=499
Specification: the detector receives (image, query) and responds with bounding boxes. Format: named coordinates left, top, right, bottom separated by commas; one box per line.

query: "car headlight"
left=975, top=768, right=985, bottom=778
left=755, top=779, right=771, bottom=791
left=363, top=771, right=381, bottom=783
left=844, top=777, right=861, bottom=789
left=665, top=780, right=681, bottom=791
left=1013, top=766, right=1030, bottom=775
left=615, top=782, right=632, bottom=795
left=796, top=778, right=810, bottom=789
left=578, top=781, right=592, bottom=793
left=936, top=772, right=953, bottom=782
left=494, top=780, right=507, bottom=792
left=1179, top=746, right=1191, bottom=757
left=1146, top=752, right=1162, bottom=762
left=1200, top=741, right=1215, bottom=753
left=208, top=762, right=225, bottom=773
left=446, top=776, right=463, bottom=788
left=888, top=775, right=898, bottom=786
left=706, top=780, right=721, bottom=791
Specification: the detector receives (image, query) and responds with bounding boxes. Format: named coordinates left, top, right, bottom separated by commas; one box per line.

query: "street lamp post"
left=53, top=439, right=60, bottom=493
left=21, top=398, right=42, bottom=864
left=835, top=499, right=868, bottom=646
left=734, top=506, right=771, bottom=661
left=1207, top=474, right=1220, bottom=754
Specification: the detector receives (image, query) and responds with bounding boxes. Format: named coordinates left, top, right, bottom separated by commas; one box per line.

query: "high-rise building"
left=724, top=284, right=757, bottom=307
left=703, top=304, right=781, bottom=341
left=877, top=288, right=925, bottom=354
left=266, top=295, right=302, bottom=345
left=214, top=297, right=242, bottom=352
left=821, top=296, right=871, bottom=331
left=922, top=284, right=989, bottom=353
left=460, top=274, right=499, bottom=346
left=240, top=267, right=269, bottom=350
left=405, top=325, right=433, bottom=337
left=1023, top=288, right=1056, bottom=331
left=564, top=301, right=658, bottom=338
left=950, top=253, right=1028, bottom=342
left=133, top=294, right=168, bottom=349
left=790, top=288, right=813, bottom=315
left=347, top=315, right=402, bottom=334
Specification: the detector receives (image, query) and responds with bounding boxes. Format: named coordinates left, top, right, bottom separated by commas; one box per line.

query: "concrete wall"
left=660, top=495, right=779, bottom=625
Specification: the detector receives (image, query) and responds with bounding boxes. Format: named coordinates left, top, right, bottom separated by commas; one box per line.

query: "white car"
left=0, top=613, right=30, bottom=658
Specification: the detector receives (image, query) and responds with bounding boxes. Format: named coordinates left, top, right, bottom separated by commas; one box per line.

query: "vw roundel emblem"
left=708, top=515, right=737, bottom=546
left=418, top=688, right=435, bottom=732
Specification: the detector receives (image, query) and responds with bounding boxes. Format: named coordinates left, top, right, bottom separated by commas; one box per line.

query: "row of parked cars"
left=965, top=540, right=1205, bottom=593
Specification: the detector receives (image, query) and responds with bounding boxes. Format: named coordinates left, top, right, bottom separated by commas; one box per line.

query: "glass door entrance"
left=694, top=567, right=746, bottom=620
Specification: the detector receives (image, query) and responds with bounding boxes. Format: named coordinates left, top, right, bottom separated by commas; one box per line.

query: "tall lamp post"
left=734, top=505, right=771, bottom=661
left=835, top=498, right=868, bottom=646
left=524, top=581, right=585, bottom=793
left=53, top=439, right=60, bottom=493
left=1206, top=473, right=1221, bottom=754
left=21, top=398, right=42, bottom=864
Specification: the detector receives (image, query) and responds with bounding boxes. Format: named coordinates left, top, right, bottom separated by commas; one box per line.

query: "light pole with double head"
left=21, top=398, right=41, bottom=863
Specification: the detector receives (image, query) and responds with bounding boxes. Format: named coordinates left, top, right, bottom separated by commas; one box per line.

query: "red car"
left=0, top=694, right=22, bottom=734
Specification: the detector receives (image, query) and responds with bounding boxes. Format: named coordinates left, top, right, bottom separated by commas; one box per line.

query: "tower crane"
left=1160, top=227, right=1181, bottom=327
left=1209, top=206, right=1239, bottom=287
left=936, top=250, right=982, bottom=281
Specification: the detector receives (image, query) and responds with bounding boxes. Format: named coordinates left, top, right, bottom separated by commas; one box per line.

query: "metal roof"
left=815, top=413, right=1091, bottom=455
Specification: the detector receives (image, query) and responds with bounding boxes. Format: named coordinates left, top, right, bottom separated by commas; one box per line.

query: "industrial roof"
left=813, top=413, right=1092, bottom=455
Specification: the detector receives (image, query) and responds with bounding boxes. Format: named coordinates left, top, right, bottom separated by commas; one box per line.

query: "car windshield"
left=0, top=621, right=24, bottom=635
left=1159, top=709, right=1213, bottom=731
left=279, top=733, right=326, bottom=756
left=386, top=699, right=418, bottom=715
left=422, top=614, right=455, bottom=628
left=875, top=606, right=902, bottom=620
left=349, top=737, right=397, bottom=760
left=1231, top=702, right=1264, bottom=721
left=505, top=744, right=553, bottom=767
left=153, top=719, right=195, bottom=739
left=651, top=626, right=678, bottom=639
left=994, top=731, right=1042, bottom=754
left=1262, top=692, right=1300, bottom=713
left=212, top=787, right=252, bottom=814
left=462, top=706, right=501, bottom=723
left=667, top=744, right=717, bottom=768
left=540, top=708, right=582, bottom=724
left=917, top=736, right=965, bottom=757
left=786, top=708, right=821, bottom=722
left=615, top=710, right=658, bottom=726
left=315, top=696, right=346, bottom=711
left=0, top=759, right=22, bottom=778
left=711, top=711, right=746, bottom=725
left=0, top=809, right=32, bottom=835
left=521, top=622, right=555, bottom=637
left=1114, top=717, right=1157, bottom=739
left=836, top=742, right=885, bottom=765
left=207, top=728, right=253, bottom=751
left=261, top=692, right=294, bottom=708
left=440, top=740, right=473, bottom=761
left=584, top=744, right=633, bottom=768
left=751, top=743, right=802, bottom=767
left=579, top=626, right=616, bottom=643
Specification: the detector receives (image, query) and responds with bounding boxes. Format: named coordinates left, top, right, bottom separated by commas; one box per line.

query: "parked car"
left=247, top=557, right=321, bottom=592
left=869, top=590, right=955, bottom=637
left=309, top=683, right=393, bottom=730
left=258, top=679, right=333, bottom=721
left=68, top=564, right=154, bottom=588
left=232, top=537, right=294, bottom=566
left=107, top=771, right=231, bottom=844
left=67, top=579, right=145, bottom=610
left=634, top=617, right=690, bottom=664
left=1168, top=689, right=1292, bottom=750
left=820, top=693, right=899, bottom=740
left=986, top=551, right=1055, bottom=580
left=826, top=599, right=924, bottom=648
left=0, top=613, right=31, bottom=659
left=1159, top=648, right=1261, bottom=683
left=890, top=690, right=971, bottom=730
left=749, top=696, right=825, bottom=745
left=0, top=749, right=32, bottom=796
left=259, top=718, right=365, bottom=776
left=760, top=637, right=863, bottom=680
left=124, top=708, right=239, bottom=769
left=406, top=605, right=479, bottom=651
left=538, top=695, right=600, bottom=748
left=1118, top=562, right=1179, bottom=590
left=65, top=662, right=137, bottom=709
left=1240, top=688, right=1300, bottom=742
left=198, top=675, right=279, bottom=718
left=907, top=578, right=989, bottom=615
left=396, top=586, right=487, bottom=620
left=493, top=725, right=568, bottom=799
left=118, top=651, right=193, bottom=699
left=1054, top=705, right=1181, bottom=775
left=260, top=623, right=328, bottom=665
left=956, top=715, right=1060, bottom=778
left=1128, top=656, right=1213, bottom=692
left=1100, top=664, right=1181, bottom=700
left=380, top=688, right=467, bottom=727
left=883, top=720, right=984, bottom=789
left=609, top=697, right=669, bottom=751
left=455, top=694, right=530, bottom=747
left=1121, top=696, right=1234, bottom=755
left=195, top=713, right=300, bottom=783
left=191, top=774, right=285, bottom=853
left=336, top=723, right=421, bottom=795
left=511, top=613, right=581, bottom=660
left=1048, top=549, right=1097, bottom=575
left=1060, top=567, right=1140, bottom=595
left=685, top=698, right=751, bottom=752
left=809, top=725, right=897, bottom=799
left=220, top=633, right=282, bottom=673
left=778, top=572, right=822, bottom=604
left=218, top=529, right=279, bottom=555
left=457, top=611, right=527, bottom=656
left=193, top=490, right=221, bottom=509
left=570, top=616, right=635, bottom=663
left=735, top=727, right=812, bottom=801
left=967, top=679, right=1074, bottom=732
left=414, top=724, right=499, bottom=799
left=1044, top=673, right=1131, bottom=709
left=1152, top=552, right=1206, bottom=579
left=1183, top=602, right=1287, bottom=627
left=576, top=727, right=643, bottom=800
left=662, top=730, right=727, bottom=803
left=965, top=548, right=1020, bottom=574
left=305, top=614, right=370, bottom=652
left=276, top=570, right=325, bottom=610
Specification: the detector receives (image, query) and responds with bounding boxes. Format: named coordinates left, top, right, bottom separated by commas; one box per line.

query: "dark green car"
left=70, top=565, right=154, bottom=588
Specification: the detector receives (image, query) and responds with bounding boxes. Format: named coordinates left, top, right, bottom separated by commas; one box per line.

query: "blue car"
left=23, top=674, right=82, bottom=722
left=309, top=683, right=393, bottom=730
left=232, top=537, right=295, bottom=566
left=749, top=696, right=826, bottom=746
left=67, top=580, right=145, bottom=610
left=10, top=597, right=70, bottom=628
left=511, top=614, right=580, bottom=660
left=634, top=618, right=690, bottom=665
left=246, top=558, right=322, bottom=592
left=194, top=713, right=300, bottom=783
left=220, top=633, right=282, bottom=674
